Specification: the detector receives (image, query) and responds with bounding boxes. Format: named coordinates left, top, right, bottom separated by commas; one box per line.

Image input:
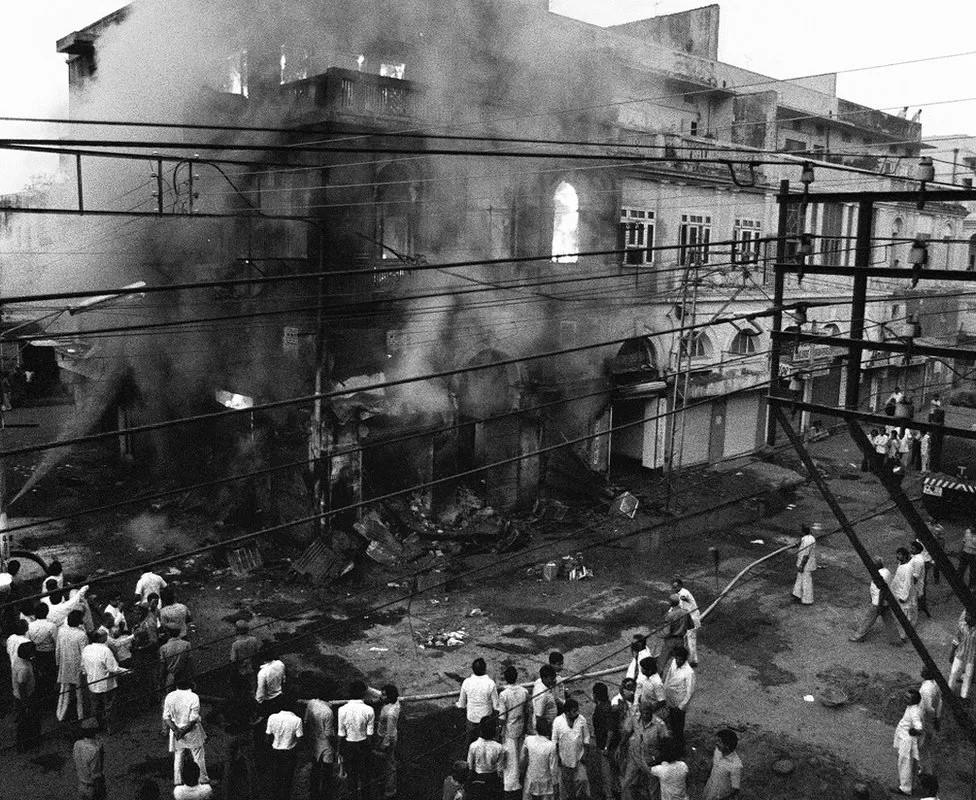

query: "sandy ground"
left=2, top=425, right=975, bottom=799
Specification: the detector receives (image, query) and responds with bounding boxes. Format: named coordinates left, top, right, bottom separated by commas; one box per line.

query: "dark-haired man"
left=702, top=729, right=742, bottom=800
left=339, top=680, right=375, bottom=800
left=533, top=665, right=559, bottom=735
left=56, top=608, right=89, bottom=721
left=498, top=665, right=529, bottom=795
left=163, top=676, right=209, bottom=785
left=552, top=698, right=590, bottom=800
left=457, top=657, right=499, bottom=744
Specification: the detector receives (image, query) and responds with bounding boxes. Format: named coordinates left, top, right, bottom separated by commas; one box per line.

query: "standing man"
left=948, top=609, right=976, bottom=698
left=618, top=700, right=668, bottom=800
left=266, top=697, right=304, bottom=800
left=849, top=556, right=897, bottom=643
left=163, top=676, right=209, bottom=785
left=338, top=680, right=375, bottom=800
left=255, top=653, right=286, bottom=733
left=890, top=548, right=918, bottom=644
left=590, top=682, right=618, bottom=800
left=910, top=541, right=932, bottom=619
left=663, top=646, right=695, bottom=753
left=81, top=629, right=126, bottom=734
left=375, top=684, right=402, bottom=800
left=918, top=667, right=942, bottom=775
left=521, top=718, right=559, bottom=800
left=305, top=696, right=336, bottom=800
left=12, top=641, right=38, bottom=751
left=634, top=657, right=665, bottom=713
left=457, top=657, right=500, bottom=744
left=56, top=609, right=89, bottom=722
left=671, top=579, right=701, bottom=668
left=27, top=602, right=58, bottom=696
left=230, top=619, right=261, bottom=706
left=701, top=729, right=742, bottom=800
left=660, top=596, right=690, bottom=667
left=921, top=432, right=932, bottom=473
left=649, top=738, right=689, bottom=800
left=160, top=626, right=194, bottom=694
left=892, top=690, right=924, bottom=797
left=159, top=587, right=192, bottom=639
left=532, top=665, right=559, bottom=735
left=73, top=719, right=106, bottom=800
left=791, top=525, right=817, bottom=605
left=960, top=527, right=976, bottom=590
left=497, top=665, right=530, bottom=797
left=552, top=698, right=590, bottom=800
left=928, top=395, right=945, bottom=472
left=548, top=652, right=567, bottom=711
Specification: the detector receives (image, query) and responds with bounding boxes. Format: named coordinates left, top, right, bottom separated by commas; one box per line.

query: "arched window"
left=729, top=330, right=759, bottom=355
left=820, top=323, right=841, bottom=337
left=679, top=331, right=713, bottom=359
left=552, top=181, right=579, bottom=263
left=942, top=222, right=954, bottom=268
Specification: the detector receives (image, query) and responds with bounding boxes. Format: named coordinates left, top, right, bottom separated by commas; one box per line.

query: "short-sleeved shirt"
left=266, top=710, right=303, bottom=750
left=457, top=674, right=499, bottom=724
left=134, top=572, right=167, bottom=601
left=532, top=678, right=558, bottom=727
left=702, top=749, right=743, bottom=800
left=649, top=761, right=689, bottom=800
left=468, top=737, right=506, bottom=775
left=28, top=618, right=58, bottom=653
left=551, top=713, right=590, bottom=768
left=256, top=660, right=285, bottom=702
left=498, top=684, right=529, bottom=740
left=337, top=698, right=374, bottom=742
left=160, top=603, right=191, bottom=638
left=304, top=699, right=336, bottom=763
left=81, top=642, right=119, bottom=694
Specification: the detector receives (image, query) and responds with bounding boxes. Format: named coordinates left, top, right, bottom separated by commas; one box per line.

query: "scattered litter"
left=750, top=539, right=765, bottom=545
left=419, top=629, right=469, bottom=649
left=543, top=562, right=559, bottom=582
left=786, top=504, right=797, bottom=510
left=468, top=608, right=484, bottom=617
left=387, top=582, right=402, bottom=589
left=368, top=647, right=389, bottom=652
left=803, top=694, right=815, bottom=702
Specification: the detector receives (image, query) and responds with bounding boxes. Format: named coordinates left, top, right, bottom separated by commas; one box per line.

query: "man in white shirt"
left=909, top=541, right=932, bottom=619
left=625, top=634, right=654, bottom=681
left=497, top=665, right=529, bottom=795
left=552, top=698, right=590, bottom=800
left=791, top=525, right=817, bottom=605
left=634, top=657, right=666, bottom=712
left=305, top=697, right=336, bottom=800
left=267, top=698, right=303, bottom=800
left=918, top=666, right=942, bottom=775
left=672, top=578, right=702, bottom=667
left=6, top=618, right=30, bottom=668
left=893, top=689, right=923, bottom=795
left=702, top=728, right=743, bottom=800
left=134, top=570, right=167, bottom=603
left=56, top=609, right=89, bottom=722
left=649, top=738, right=690, bottom=800
left=27, top=602, right=59, bottom=695
left=81, top=630, right=126, bottom=734
left=256, top=656, right=287, bottom=731
left=663, top=645, right=695, bottom=752
left=163, top=677, right=209, bottom=785
left=849, top=556, right=897, bottom=643
left=890, top=547, right=917, bottom=644
left=338, top=680, right=375, bottom=800
left=456, top=657, right=499, bottom=743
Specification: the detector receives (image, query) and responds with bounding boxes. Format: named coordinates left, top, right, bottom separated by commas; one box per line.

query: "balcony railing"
left=283, top=68, right=414, bottom=125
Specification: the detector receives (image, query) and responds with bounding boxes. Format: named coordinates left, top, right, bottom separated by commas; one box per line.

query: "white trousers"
left=56, top=682, right=84, bottom=721
left=174, top=746, right=209, bottom=784
left=949, top=655, right=975, bottom=698
left=502, top=736, right=523, bottom=791
left=896, top=747, right=915, bottom=794
left=792, top=571, right=814, bottom=604
left=684, top=628, right=698, bottom=665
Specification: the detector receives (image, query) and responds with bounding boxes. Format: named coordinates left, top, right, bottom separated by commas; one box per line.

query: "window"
left=279, top=45, right=309, bottom=85
left=221, top=50, right=249, bottom=97
left=815, top=124, right=825, bottom=136
left=679, top=214, right=711, bottom=266
left=792, top=120, right=803, bottom=132
left=890, top=216, right=903, bottom=267
left=968, top=234, right=976, bottom=271
left=689, top=120, right=699, bottom=136
left=732, top=218, right=762, bottom=264
left=376, top=169, right=419, bottom=262
left=784, top=138, right=806, bottom=152
left=820, top=323, right=841, bottom=337
left=729, top=330, right=759, bottom=355
left=820, top=203, right=843, bottom=266
left=680, top=331, right=713, bottom=359
left=552, top=182, right=580, bottom=263
left=619, top=208, right=655, bottom=265
left=380, top=63, right=406, bottom=79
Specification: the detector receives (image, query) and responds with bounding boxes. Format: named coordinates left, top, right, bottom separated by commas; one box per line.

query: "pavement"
left=2, top=425, right=974, bottom=798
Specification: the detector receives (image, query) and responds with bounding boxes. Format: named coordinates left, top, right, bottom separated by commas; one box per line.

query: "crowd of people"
left=1, top=562, right=404, bottom=800
left=861, top=389, right=946, bottom=477
left=449, top=576, right=735, bottom=800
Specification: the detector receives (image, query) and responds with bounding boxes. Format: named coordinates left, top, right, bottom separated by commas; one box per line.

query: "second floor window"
left=552, top=181, right=580, bottom=263
left=732, top=218, right=762, bottom=264
left=679, top=214, right=711, bottom=266
left=679, top=331, right=713, bottom=359
left=619, top=208, right=655, bottom=265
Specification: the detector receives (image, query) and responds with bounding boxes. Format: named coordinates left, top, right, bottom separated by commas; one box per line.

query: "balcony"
left=282, top=68, right=414, bottom=127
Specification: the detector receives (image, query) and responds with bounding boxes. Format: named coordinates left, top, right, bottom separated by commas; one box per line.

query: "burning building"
left=0, top=0, right=967, bottom=539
